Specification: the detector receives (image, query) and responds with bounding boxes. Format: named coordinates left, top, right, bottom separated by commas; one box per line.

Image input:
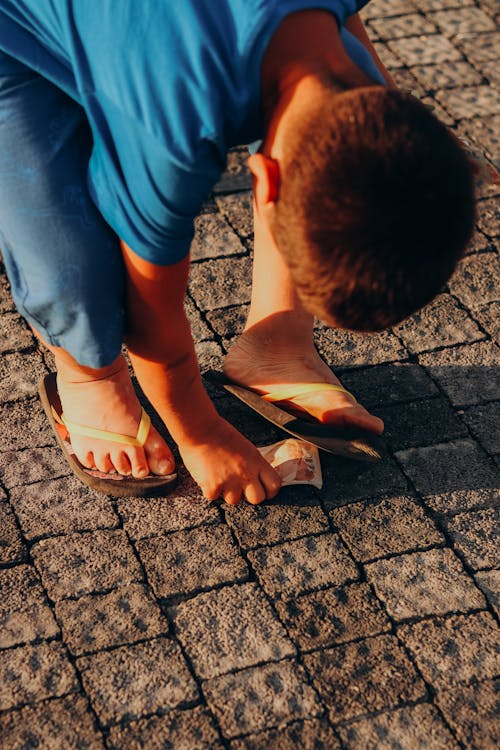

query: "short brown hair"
left=273, top=86, right=476, bottom=330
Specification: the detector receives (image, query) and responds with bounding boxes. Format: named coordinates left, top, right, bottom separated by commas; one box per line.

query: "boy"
left=0, top=1, right=475, bottom=505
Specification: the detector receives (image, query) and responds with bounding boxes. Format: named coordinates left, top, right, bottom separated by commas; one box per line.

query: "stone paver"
left=365, top=547, right=486, bottom=619
left=116, top=493, right=220, bottom=539
left=9, top=476, right=119, bottom=540
left=338, top=702, right=460, bottom=750
left=137, top=524, right=248, bottom=598
left=225, top=491, right=329, bottom=549
left=248, top=533, right=359, bottom=600
left=436, top=679, right=500, bottom=750
left=0, top=5, right=498, bottom=745
left=0, top=641, right=78, bottom=711
left=78, top=638, right=199, bottom=727
left=474, top=569, right=500, bottom=616
left=395, top=293, right=484, bottom=353
left=0, top=499, right=25, bottom=564
left=0, top=694, right=105, bottom=750
left=0, top=565, right=59, bottom=648
left=274, top=582, right=391, bottom=651
left=230, top=718, right=341, bottom=750
left=55, top=583, right=168, bottom=656
left=173, top=582, right=295, bottom=679
left=331, top=495, right=444, bottom=560
left=32, top=529, right=144, bottom=600
left=445, top=508, right=500, bottom=569
left=399, top=611, right=500, bottom=689
left=304, top=634, right=427, bottom=724
left=204, top=660, right=322, bottom=738
left=107, top=706, right=223, bottom=750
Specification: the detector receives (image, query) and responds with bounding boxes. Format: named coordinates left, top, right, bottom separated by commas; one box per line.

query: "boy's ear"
left=247, top=153, right=281, bottom=207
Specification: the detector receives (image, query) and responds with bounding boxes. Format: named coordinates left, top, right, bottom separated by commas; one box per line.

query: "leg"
left=224, top=199, right=384, bottom=433
left=0, top=52, right=173, bottom=477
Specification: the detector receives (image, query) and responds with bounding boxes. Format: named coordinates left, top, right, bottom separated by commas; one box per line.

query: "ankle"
left=55, top=353, right=128, bottom=385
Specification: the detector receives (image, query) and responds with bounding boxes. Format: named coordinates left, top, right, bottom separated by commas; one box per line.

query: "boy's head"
left=265, top=86, right=476, bottom=331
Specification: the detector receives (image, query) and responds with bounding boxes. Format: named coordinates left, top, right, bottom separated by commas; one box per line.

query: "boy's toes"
left=94, top=452, right=115, bottom=474
left=110, top=449, right=132, bottom=476
left=144, top=429, right=175, bottom=476
left=128, top=449, right=151, bottom=478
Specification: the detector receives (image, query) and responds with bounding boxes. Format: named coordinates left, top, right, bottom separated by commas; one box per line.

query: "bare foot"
left=55, top=354, right=175, bottom=477
left=224, top=331, right=384, bottom=434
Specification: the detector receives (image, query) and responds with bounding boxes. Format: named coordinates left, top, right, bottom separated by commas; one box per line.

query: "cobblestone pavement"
left=1, top=2, right=499, bottom=748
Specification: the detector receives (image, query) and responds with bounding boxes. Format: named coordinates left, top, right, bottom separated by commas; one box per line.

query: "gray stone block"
left=474, top=569, right=500, bottom=616
left=314, top=325, right=407, bottom=369
left=378, top=397, right=468, bottom=450
left=396, top=438, right=498, bottom=497
left=230, top=718, right=341, bottom=750
left=474, top=301, right=500, bottom=341
left=460, top=400, right=500, bottom=455
left=0, top=694, right=104, bottom=750
left=138, top=524, right=248, bottom=598
left=387, top=35, right=462, bottom=66
left=225, top=493, right=329, bottom=550
left=204, top=660, right=321, bottom=739
left=215, top=191, right=253, bottom=239
left=370, top=13, right=437, bottom=40
left=0, top=446, right=68, bottom=489
left=304, top=634, right=426, bottom=724
left=55, top=583, right=168, bottom=656
left=395, top=294, right=484, bottom=353
left=191, top=212, right=245, bottom=261
left=248, top=533, right=358, bottom=601
left=449, top=253, right=500, bottom=309
left=321, top=454, right=409, bottom=507
left=78, top=637, right=199, bottom=727
left=0, top=351, right=47, bottom=402
left=0, top=312, right=34, bottom=354
left=173, top=582, right=295, bottom=679
left=0, top=499, right=25, bottom=564
left=411, top=60, right=482, bottom=90
left=274, top=582, right=390, bottom=651
left=32, top=529, right=143, bottom=600
left=436, top=679, right=500, bottom=750
left=338, top=703, right=460, bottom=750
left=189, top=257, right=252, bottom=311
left=0, top=641, right=78, bottom=711
left=399, top=611, right=500, bottom=688
left=0, top=398, right=52, bottom=452
left=0, top=565, right=59, bottom=649
left=107, top=706, right=223, bottom=750
left=331, top=495, right=444, bottom=561
left=205, top=303, right=249, bottom=338
left=340, top=362, right=439, bottom=409
left=436, top=85, right=500, bottom=119
left=116, top=493, right=219, bottom=540
left=445, top=507, right=500, bottom=569
left=9, top=476, right=118, bottom=540
left=430, top=6, right=496, bottom=35
left=366, top=547, right=485, bottom=619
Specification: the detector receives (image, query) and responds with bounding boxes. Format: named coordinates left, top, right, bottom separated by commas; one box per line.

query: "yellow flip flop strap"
left=51, top=406, right=151, bottom=447
left=262, top=382, right=357, bottom=405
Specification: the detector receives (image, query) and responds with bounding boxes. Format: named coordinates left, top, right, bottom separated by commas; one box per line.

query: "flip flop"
left=206, top=370, right=385, bottom=462
left=38, top=373, right=177, bottom=497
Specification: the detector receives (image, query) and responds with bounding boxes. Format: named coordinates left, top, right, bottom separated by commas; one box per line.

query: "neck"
left=261, top=10, right=373, bottom=120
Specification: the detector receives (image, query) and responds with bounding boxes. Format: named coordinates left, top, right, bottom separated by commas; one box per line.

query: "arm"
left=344, top=13, right=398, bottom=88
left=121, top=241, right=281, bottom=504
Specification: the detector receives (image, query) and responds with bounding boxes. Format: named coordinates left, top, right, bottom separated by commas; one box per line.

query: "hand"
left=179, top=417, right=282, bottom=505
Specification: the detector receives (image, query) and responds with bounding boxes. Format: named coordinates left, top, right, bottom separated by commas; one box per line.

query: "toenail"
left=158, top=460, right=172, bottom=474
left=137, top=467, right=148, bottom=477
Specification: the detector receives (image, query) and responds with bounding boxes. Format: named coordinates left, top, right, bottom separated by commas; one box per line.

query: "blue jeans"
left=0, top=51, right=124, bottom=367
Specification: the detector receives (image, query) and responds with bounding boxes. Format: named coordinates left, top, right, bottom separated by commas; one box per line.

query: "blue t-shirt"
left=0, top=1, right=384, bottom=264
